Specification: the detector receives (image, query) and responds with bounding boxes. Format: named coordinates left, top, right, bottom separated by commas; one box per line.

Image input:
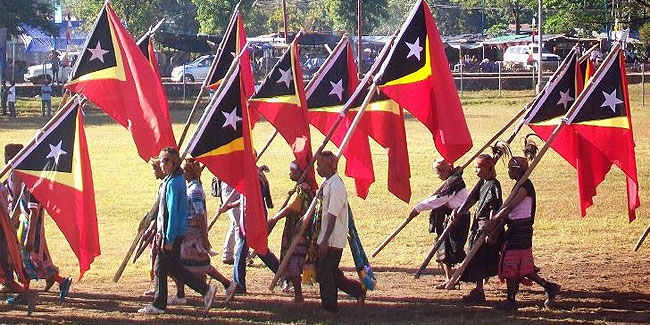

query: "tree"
left=326, top=0, right=389, bottom=34
left=66, top=0, right=199, bottom=38
left=0, top=0, right=57, bottom=38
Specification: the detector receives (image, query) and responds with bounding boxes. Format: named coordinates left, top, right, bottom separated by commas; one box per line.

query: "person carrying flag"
left=408, top=158, right=470, bottom=288
left=4, top=144, right=72, bottom=303
left=459, top=154, right=503, bottom=304
left=268, top=161, right=316, bottom=303
left=138, top=147, right=217, bottom=314
left=316, top=151, right=366, bottom=313
left=485, top=148, right=561, bottom=311
left=167, top=159, right=232, bottom=306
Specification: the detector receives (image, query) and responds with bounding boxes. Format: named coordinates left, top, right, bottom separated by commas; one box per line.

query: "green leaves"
left=0, top=0, right=57, bottom=38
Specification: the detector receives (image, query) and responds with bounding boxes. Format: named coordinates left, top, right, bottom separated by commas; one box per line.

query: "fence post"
left=460, top=60, right=464, bottom=98
left=498, top=61, right=502, bottom=97
left=531, top=64, right=536, bottom=94
left=182, top=64, right=186, bottom=103
left=642, top=63, right=645, bottom=106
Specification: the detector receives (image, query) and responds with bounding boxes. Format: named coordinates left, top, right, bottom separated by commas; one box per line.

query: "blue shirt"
left=41, top=85, right=52, bottom=101
left=157, top=172, right=188, bottom=244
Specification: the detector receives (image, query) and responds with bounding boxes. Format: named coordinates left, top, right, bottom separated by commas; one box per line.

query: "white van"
left=503, top=44, right=561, bottom=70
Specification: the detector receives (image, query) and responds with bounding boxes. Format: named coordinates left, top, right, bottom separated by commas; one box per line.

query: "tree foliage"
left=0, top=0, right=57, bottom=38
left=66, top=0, right=198, bottom=38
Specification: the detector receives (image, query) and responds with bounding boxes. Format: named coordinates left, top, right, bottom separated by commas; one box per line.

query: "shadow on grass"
left=3, top=286, right=649, bottom=324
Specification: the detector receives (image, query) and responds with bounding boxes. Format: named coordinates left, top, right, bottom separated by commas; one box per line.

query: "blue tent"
left=19, top=21, right=87, bottom=53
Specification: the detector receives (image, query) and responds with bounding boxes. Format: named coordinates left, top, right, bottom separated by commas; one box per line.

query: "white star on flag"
left=276, top=68, right=293, bottom=89
left=46, top=140, right=67, bottom=165
left=87, top=41, right=109, bottom=63
left=222, top=107, right=242, bottom=130
left=329, top=79, right=344, bottom=101
left=601, top=89, right=623, bottom=113
left=557, top=89, right=574, bottom=110
left=405, top=37, right=423, bottom=61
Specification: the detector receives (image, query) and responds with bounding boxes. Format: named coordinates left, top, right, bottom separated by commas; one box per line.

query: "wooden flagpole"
left=267, top=31, right=400, bottom=290
left=633, top=221, right=650, bottom=251
left=370, top=106, right=527, bottom=258
left=269, top=82, right=380, bottom=291
left=0, top=95, right=84, bottom=181
left=370, top=44, right=582, bottom=259
left=444, top=43, right=622, bottom=290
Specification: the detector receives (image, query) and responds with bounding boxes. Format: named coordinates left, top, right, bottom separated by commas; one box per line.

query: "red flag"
left=565, top=48, right=640, bottom=221
left=526, top=47, right=612, bottom=218
left=375, top=0, right=472, bottom=163
left=185, top=60, right=268, bottom=254
left=65, top=4, right=176, bottom=161
left=10, top=98, right=100, bottom=279
left=0, top=202, right=27, bottom=286
left=305, top=37, right=375, bottom=198
left=348, top=82, right=411, bottom=202
left=249, top=37, right=316, bottom=188
left=137, top=34, right=160, bottom=79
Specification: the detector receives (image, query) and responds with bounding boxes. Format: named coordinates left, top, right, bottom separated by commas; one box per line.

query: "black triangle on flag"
left=13, top=105, right=78, bottom=174
left=207, top=15, right=239, bottom=88
left=567, top=50, right=629, bottom=125
left=251, top=47, right=295, bottom=99
left=375, top=0, right=428, bottom=85
left=525, top=48, right=580, bottom=125
left=306, top=39, right=351, bottom=109
left=188, top=65, right=244, bottom=158
left=70, top=6, right=117, bottom=80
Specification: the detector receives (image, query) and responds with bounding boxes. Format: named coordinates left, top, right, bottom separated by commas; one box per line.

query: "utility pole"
left=536, top=0, right=543, bottom=93
left=358, top=0, right=363, bottom=77
left=282, top=0, right=289, bottom=43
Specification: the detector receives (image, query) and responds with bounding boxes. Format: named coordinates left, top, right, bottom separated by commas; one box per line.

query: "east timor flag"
left=525, top=47, right=610, bottom=218
left=374, top=0, right=471, bottom=164
left=205, top=11, right=253, bottom=100
left=185, top=62, right=268, bottom=254
left=137, top=34, right=161, bottom=80
left=579, top=52, right=595, bottom=86
left=348, top=80, right=411, bottom=203
left=305, top=36, right=375, bottom=198
left=11, top=97, right=100, bottom=279
left=65, top=3, right=175, bottom=161
left=565, top=47, right=640, bottom=221
left=249, top=37, right=316, bottom=188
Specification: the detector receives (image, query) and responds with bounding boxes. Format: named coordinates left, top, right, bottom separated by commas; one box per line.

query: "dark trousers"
left=317, top=247, right=363, bottom=312
left=0, top=227, right=14, bottom=282
left=153, top=240, right=209, bottom=310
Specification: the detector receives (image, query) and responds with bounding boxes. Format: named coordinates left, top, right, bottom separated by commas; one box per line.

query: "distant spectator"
left=41, top=76, right=52, bottom=118
left=50, top=50, right=61, bottom=84
left=1, top=80, right=8, bottom=116
left=7, top=80, right=15, bottom=118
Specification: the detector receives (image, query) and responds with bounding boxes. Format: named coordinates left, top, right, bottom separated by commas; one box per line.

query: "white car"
left=24, top=52, right=80, bottom=84
left=170, top=55, right=215, bottom=82
left=503, top=44, right=561, bottom=70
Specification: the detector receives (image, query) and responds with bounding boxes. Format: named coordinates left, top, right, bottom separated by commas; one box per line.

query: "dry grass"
left=0, top=87, right=649, bottom=324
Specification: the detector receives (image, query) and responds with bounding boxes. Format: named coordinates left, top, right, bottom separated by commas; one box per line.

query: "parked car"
left=170, top=55, right=215, bottom=82
left=503, top=44, right=561, bottom=70
left=24, top=52, right=79, bottom=84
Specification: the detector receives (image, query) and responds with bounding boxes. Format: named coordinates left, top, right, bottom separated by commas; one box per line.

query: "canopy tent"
left=19, top=21, right=87, bottom=53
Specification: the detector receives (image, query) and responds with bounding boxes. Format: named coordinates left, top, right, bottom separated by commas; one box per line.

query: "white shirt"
left=317, top=174, right=348, bottom=249
left=414, top=188, right=468, bottom=213
left=8, top=86, right=15, bottom=102
left=509, top=197, right=533, bottom=220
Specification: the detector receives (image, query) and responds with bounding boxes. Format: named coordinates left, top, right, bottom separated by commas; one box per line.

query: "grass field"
left=0, top=87, right=649, bottom=324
